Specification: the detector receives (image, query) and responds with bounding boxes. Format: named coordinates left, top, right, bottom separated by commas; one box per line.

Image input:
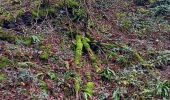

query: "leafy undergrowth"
left=0, top=0, right=170, bottom=100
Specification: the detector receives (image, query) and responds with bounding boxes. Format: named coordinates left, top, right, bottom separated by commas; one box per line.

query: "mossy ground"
left=0, top=0, right=170, bottom=99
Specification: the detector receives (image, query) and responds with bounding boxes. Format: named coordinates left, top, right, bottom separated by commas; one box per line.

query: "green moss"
left=39, top=51, right=49, bottom=60
left=86, top=71, right=91, bottom=81
left=40, top=44, right=52, bottom=50
left=1, top=11, right=13, bottom=21
left=0, top=30, right=33, bottom=46
left=122, top=19, right=132, bottom=29
left=83, top=82, right=94, bottom=94
left=0, top=56, right=11, bottom=68
left=33, top=0, right=41, bottom=7
left=16, top=36, right=33, bottom=46
left=17, top=9, right=25, bottom=16
left=74, top=8, right=85, bottom=17
left=116, top=12, right=127, bottom=18
left=0, top=73, right=6, bottom=82
left=48, top=71, right=57, bottom=80
left=0, top=19, right=3, bottom=26
left=74, top=35, right=83, bottom=65
left=130, top=49, right=145, bottom=63
left=39, top=44, right=52, bottom=60
left=74, top=75, right=81, bottom=98
left=32, top=7, right=56, bottom=17
left=17, top=62, right=36, bottom=68
left=66, top=0, right=80, bottom=7
left=0, top=31, right=17, bottom=43
left=83, top=82, right=94, bottom=100
left=21, top=37, right=32, bottom=46
left=38, top=80, right=48, bottom=93
left=137, top=8, right=150, bottom=14
left=82, top=37, right=101, bottom=72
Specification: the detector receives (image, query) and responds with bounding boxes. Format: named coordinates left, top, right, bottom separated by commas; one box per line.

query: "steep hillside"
left=0, top=0, right=170, bottom=99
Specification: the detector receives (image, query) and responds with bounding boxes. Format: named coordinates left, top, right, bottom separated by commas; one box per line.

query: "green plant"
left=83, top=82, right=94, bottom=100
left=98, top=93, right=110, bottom=100
left=39, top=80, right=48, bottom=93
left=74, top=75, right=81, bottom=98
left=39, top=44, right=52, bottom=60
left=156, top=80, right=170, bottom=99
left=39, top=51, right=49, bottom=60
left=31, top=6, right=56, bottom=17
left=47, top=71, right=57, bottom=80
left=64, top=0, right=86, bottom=22
left=0, top=31, right=17, bottom=43
left=101, top=67, right=116, bottom=82
left=122, top=19, right=132, bottom=29
left=32, top=35, right=41, bottom=43
left=16, top=36, right=33, bottom=46
left=74, top=35, right=83, bottom=65
left=0, top=73, right=6, bottom=81
left=65, top=0, right=80, bottom=7
left=0, top=56, right=11, bottom=68
left=64, top=71, right=76, bottom=79
left=112, top=88, right=120, bottom=100
left=116, top=55, right=127, bottom=64
left=82, top=37, right=101, bottom=72
left=17, top=62, right=36, bottom=68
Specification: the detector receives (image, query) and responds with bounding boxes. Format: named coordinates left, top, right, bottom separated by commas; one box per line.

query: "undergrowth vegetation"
left=0, top=0, right=170, bottom=99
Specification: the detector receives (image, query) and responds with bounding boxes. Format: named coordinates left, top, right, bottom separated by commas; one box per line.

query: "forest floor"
left=0, top=0, right=170, bottom=100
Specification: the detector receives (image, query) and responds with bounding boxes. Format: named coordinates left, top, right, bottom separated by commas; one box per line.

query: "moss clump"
left=31, top=7, right=56, bottom=17
left=122, top=19, right=132, bottom=29
left=74, top=75, right=81, bottom=98
left=0, top=31, right=17, bottom=43
left=21, top=37, right=32, bottom=46
left=86, top=71, right=91, bottom=81
left=82, top=37, right=101, bottom=72
left=0, top=30, right=33, bottom=46
left=65, top=0, right=80, bottom=7
left=74, top=35, right=83, bottom=65
left=116, top=12, right=127, bottom=18
left=0, top=56, right=11, bottom=68
left=39, top=44, right=52, bottom=60
left=16, top=36, right=33, bottom=46
left=0, top=73, right=6, bottom=82
left=38, top=80, right=48, bottom=93
left=39, top=51, right=49, bottom=60
left=17, top=62, right=36, bottom=68
left=137, top=8, right=150, bottom=14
